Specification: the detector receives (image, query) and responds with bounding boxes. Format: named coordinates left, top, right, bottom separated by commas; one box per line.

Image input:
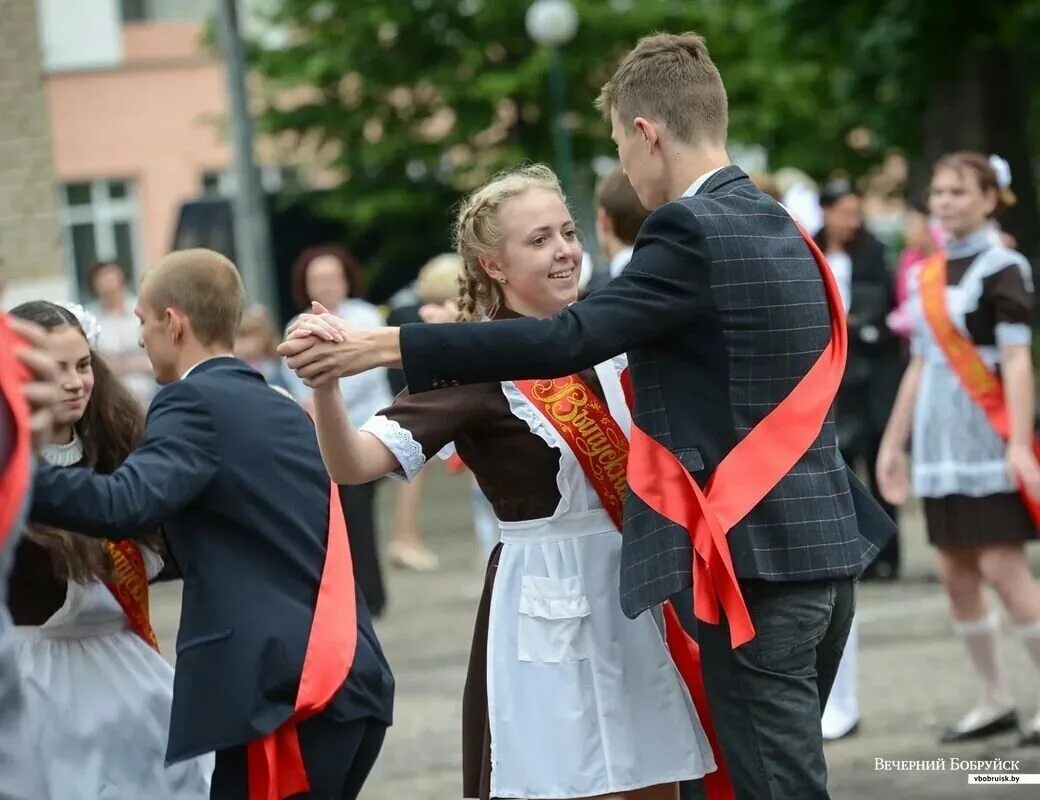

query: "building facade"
left=38, top=0, right=232, bottom=300
left=0, top=0, right=65, bottom=308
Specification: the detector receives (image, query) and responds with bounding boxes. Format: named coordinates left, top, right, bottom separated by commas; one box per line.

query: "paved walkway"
left=152, top=466, right=1040, bottom=798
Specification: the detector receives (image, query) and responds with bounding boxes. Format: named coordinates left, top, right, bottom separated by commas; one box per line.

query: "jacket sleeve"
left=400, top=201, right=712, bottom=392
left=29, top=381, right=220, bottom=539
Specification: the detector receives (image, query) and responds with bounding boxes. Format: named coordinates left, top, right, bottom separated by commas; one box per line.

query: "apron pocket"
left=517, top=574, right=592, bottom=663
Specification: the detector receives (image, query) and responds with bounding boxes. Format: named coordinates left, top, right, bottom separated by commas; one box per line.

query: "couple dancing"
left=23, top=252, right=394, bottom=799
left=280, top=31, right=893, bottom=800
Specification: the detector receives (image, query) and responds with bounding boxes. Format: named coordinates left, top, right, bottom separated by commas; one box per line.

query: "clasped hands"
left=277, top=302, right=392, bottom=388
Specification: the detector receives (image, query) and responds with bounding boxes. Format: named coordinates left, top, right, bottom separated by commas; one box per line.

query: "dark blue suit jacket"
left=30, top=357, right=394, bottom=763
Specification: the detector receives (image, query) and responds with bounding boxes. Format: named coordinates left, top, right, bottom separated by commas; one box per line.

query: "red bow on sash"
left=623, top=222, right=848, bottom=647
left=0, top=315, right=32, bottom=552
left=246, top=483, right=357, bottom=800
left=918, top=251, right=1040, bottom=529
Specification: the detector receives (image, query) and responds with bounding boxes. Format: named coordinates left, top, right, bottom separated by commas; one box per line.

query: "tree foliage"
left=251, top=0, right=1040, bottom=289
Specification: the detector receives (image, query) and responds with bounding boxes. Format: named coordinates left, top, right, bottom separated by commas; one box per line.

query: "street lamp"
left=525, top=0, right=579, bottom=199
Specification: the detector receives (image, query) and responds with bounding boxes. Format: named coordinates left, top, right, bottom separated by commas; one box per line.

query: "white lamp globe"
left=525, top=0, right=579, bottom=47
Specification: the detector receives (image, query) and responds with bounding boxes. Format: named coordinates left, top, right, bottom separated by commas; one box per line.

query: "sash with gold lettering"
left=247, top=482, right=357, bottom=800
left=515, top=373, right=736, bottom=800
left=103, top=541, right=160, bottom=650
left=919, top=251, right=1040, bottom=528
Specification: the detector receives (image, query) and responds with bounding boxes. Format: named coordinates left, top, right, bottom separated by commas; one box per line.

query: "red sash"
left=0, top=315, right=32, bottom=552
left=918, top=252, right=1040, bottom=527
left=622, top=222, right=848, bottom=648
left=246, top=483, right=358, bottom=800
left=444, top=451, right=468, bottom=474
left=515, top=374, right=735, bottom=800
left=103, top=541, right=160, bottom=650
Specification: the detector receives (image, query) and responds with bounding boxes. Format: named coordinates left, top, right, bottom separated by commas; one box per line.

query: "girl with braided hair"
left=6, top=301, right=212, bottom=798
left=291, top=164, right=715, bottom=800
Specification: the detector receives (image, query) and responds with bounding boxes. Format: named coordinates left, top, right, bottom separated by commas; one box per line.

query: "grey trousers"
left=675, top=578, right=856, bottom=800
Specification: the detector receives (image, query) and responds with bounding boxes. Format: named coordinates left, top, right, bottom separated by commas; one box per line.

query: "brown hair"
left=933, top=151, right=1016, bottom=209
left=8, top=301, right=146, bottom=584
left=595, top=166, right=649, bottom=245
left=290, top=244, right=365, bottom=310
left=595, top=32, right=728, bottom=145
left=86, top=260, right=127, bottom=294
left=454, top=163, right=565, bottom=321
left=141, top=249, right=245, bottom=348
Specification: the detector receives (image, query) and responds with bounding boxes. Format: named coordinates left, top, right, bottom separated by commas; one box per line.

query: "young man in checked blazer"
left=281, top=31, right=895, bottom=800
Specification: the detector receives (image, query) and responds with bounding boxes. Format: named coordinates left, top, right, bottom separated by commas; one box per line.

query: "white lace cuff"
left=360, top=414, right=426, bottom=481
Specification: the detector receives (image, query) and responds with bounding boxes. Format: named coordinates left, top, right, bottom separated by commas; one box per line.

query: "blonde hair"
left=416, top=253, right=463, bottom=305
left=141, top=248, right=245, bottom=347
left=453, top=163, right=564, bottom=321
left=236, top=304, right=280, bottom=358
left=596, top=32, right=728, bottom=146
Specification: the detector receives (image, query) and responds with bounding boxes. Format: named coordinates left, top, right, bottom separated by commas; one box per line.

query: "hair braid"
left=452, top=163, right=564, bottom=321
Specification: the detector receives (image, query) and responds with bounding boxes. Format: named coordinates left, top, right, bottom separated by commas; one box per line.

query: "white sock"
left=951, top=613, right=1014, bottom=731
left=1013, top=619, right=1040, bottom=732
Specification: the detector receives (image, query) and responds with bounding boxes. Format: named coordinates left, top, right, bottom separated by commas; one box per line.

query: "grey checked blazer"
left=400, top=167, right=891, bottom=618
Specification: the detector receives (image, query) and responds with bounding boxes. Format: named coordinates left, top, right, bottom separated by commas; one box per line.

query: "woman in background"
left=878, top=152, right=1040, bottom=746
left=815, top=178, right=903, bottom=580
left=282, top=244, right=392, bottom=616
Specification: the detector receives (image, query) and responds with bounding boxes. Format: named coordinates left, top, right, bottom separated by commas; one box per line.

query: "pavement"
left=152, top=466, right=1040, bottom=799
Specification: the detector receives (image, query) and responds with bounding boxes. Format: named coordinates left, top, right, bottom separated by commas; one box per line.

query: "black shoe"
left=940, top=711, right=1019, bottom=743
left=1019, top=729, right=1040, bottom=747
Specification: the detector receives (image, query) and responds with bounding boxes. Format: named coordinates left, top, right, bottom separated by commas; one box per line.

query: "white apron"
left=487, top=359, right=716, bottom=799
left=14, top=549, right=213, bottom=800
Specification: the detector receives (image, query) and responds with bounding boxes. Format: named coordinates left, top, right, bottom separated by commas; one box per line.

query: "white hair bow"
left=59, top=302, right=102, bottom=349
left=989, top=154, right=1012, bottom=190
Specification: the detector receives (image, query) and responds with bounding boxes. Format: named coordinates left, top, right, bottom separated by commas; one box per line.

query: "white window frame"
left=58, top=179, right=146, bottom=291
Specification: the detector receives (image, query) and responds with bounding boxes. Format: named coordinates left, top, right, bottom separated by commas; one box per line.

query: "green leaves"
left=250, top=0, right=1040, bottom=287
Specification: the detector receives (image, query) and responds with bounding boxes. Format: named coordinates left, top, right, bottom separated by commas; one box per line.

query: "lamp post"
left=525, top=0, right=579, bottom=199
left=215, top=0, right=277, bottom=311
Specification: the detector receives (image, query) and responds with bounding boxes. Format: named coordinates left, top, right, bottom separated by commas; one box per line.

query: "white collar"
left=608, top=245, right=635, bottom=278
left=41, top=432, right=84, bottom=467
left=181, top=354, right=235, bottom=380
left=681, top=166, right=728, bottom=198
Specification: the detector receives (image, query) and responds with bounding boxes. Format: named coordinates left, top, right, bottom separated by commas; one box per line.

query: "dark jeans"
left=341, top=481, right=386, bottom=617
left=210, top=714, right=387, bottom=799
left=675, top=578, right=856, bottom=800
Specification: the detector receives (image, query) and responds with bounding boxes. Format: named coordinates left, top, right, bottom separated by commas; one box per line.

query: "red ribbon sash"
left=515, top=373, right=735, bottom=800
left=0, top=316, right=32, bottom=552
left=103, top=541, right=160, bottom=650
left=246, top=483, right=358, bottom=800
left=621, top=221, right=847, bottom=649
left=918, top=252, right=1040, bottom=527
